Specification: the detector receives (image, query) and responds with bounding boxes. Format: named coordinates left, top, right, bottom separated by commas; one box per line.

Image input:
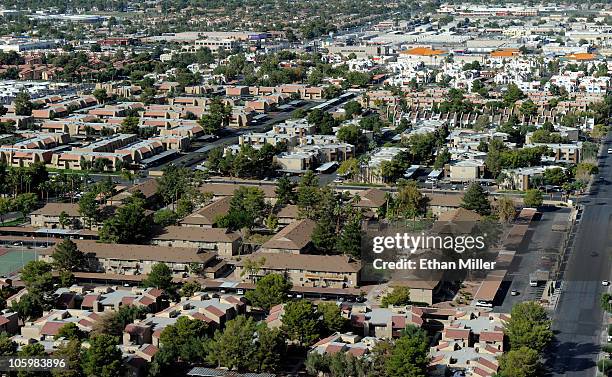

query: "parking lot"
left=498, top=207, right=571, bottom=313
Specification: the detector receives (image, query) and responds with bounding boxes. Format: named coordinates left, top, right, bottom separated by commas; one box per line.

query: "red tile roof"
left=41, top=322, right=65, bottom=336
left=480, top=330, right=504, bottom=343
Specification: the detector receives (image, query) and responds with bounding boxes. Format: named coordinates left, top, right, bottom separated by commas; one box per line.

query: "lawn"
left=0, top=218, right=25, bottom=227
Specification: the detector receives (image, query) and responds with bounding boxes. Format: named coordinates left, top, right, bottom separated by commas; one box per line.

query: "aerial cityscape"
left=0, top=0, right=609, bottom=376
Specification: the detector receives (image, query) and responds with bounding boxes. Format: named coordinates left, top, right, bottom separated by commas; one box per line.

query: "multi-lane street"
left=547, top=134, right=612, bottom=377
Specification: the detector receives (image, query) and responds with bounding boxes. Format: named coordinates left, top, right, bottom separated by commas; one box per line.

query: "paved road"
left=546, top=135, right=612, bottom=377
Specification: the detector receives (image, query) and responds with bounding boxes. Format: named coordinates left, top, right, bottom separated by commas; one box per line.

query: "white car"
left=602, top=280, right=610, bottom=286
left=333, top=178, right=344, bottom=183
left=608, top=148, right=612, bottom=154
left=475, top=300, right=493, bottom=308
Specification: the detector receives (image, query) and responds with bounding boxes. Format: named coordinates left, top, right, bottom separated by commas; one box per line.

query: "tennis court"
left=0, top=248, right=37, bottom=276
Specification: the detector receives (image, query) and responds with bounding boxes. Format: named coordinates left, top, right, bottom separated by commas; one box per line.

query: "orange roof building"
left=401, top=47, right=447, bottom=56
left=565, top=52, right=596, bottom=61
left=490, top=48, right=521, bottom=58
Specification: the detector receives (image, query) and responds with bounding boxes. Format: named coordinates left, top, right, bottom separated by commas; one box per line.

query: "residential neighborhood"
left=0, top=0, right=610, bottom=376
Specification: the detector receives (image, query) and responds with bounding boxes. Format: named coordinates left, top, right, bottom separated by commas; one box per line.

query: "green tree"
left=119, top=116, right=140, bottom=134
left=343, top=100, right=362, bottom=119
left=337, top=158, right=360, bottom=180
left=523, top=189, right=543, bottom=208
left=207, top=315, right=258, bottom=371
left=281, top=300, right=320, bottom=346
left=520, top=99, right=537, bottom=117
left=58, top=211, right=71, bottom=229
left=461, top=183, right=491, bottom=215
left=393, top=181, right=428, bottom=220
left=312, top=213, right=337, bottom=253
left=20, top=260, right=53, bottom=293
left=0, top=332, right=17, bottom=355
left=245, top=273, right=291, bottom=310
left=404, top=132, right=437, bottom=164
left=159, top=316, right=208, bottom=363
left=14, top=91, right=33, bottom=116
left=254, top=325, right=285, bottom=372
left=0, top=197, right=12, bottom=224
left=543, top=167, right=568, bottom=186
left=153, top=209, right=178, bottom=227
left=497, top=346, right=541, bottom=377
left=601, top=293, right=612, bottom=313
left=13, top=193, right=37, bottom=221
left=92, top=305, right=147, bottom=337
left=381, top=286, right=411, bottom=307
left=386, top=325, right=430, bottom=377
left=336, top=214, right=362, bottom=257
left=82, top=335, right=123, bottom=377
left=275, top=176, right=296, bottom=206
left=143, top=263, right=173, bottom=290
left=503, top=83, right=526, bottom=106
left=11, top=292, right=45, bottom=321
left=55, top=322, right=85, bottom=340
left=337, top=125, right=365, bottom=148
left=179, top=281, right=202, bottom=297
left=78, top=192, right=98, bottom=228
left=52, top=339, right=83, bottom=377
left=18, top=343, right=48, bottom=377
left=318, top=302, right=347, bottom=334
left=297, top=171, right=321, bottom=219
left=92, top=88, right=108, bottom=104
left=99, top=195, right=151, bottom=243
left=433, top=148, right=451, bottom=169
left=156, top=165, right=192, bottom=205
left=52, top=238, right=85, bottom=272
left=496, top=196, right=516, bottom=223
left=485, top=139, right=506, bottom=177
left=505, top=301, right=553, bottom=352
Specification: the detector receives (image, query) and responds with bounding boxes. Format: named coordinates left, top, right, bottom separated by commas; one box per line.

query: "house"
left=38, top=240, right=218, bottom=278
left=199, top=183, right=277, bottom=202
left=449, top=159, right=485, bottom=182
left=429, top=310, right=507, bottom=377
left=387, top=277, right=443, bottom=306
left=0, top=311, right=19, bottom=335
left=276, top=205, right=299, bottom=225
left=19, top=309, right=100, bottom=342
left=259, top=219, right=316, bottom=254
left=433, top=208, right=483, bottom=234
left=236, top=253, right=361, bottom=289
left=349, top=304, right=425, bottom=338
left=30, top=203, right=83, bottom=229
left=354, top=188, right=387, bottom=216
left=124, top=293, right=246, bottom=347
left=150, top=227, right=242, bottom=257
left=310, top=332, right=378, bottom=358
left=106, top=179, right=159, bottom=206
left=180, top=197, right=232, bottom=228
left=76, top=286, right=164, bottom=313
left=425, top=194, right=464, bottom=216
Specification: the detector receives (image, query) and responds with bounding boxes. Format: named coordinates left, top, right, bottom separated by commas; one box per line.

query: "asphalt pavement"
left=546, top=134, right=612, bottom=377
left=499, top=207, right=570, bottom=313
